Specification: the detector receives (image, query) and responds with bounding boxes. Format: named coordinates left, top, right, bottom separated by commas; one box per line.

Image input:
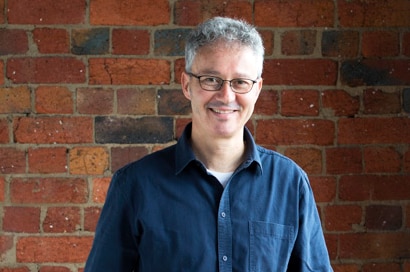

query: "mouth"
left=210, top=108, right=237, bottom=114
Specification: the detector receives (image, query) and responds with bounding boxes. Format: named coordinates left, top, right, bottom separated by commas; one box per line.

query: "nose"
left=217, top=81, right=236, bottom=102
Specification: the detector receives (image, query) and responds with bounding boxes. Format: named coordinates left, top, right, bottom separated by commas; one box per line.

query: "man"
left=85, top=17, right=333, bottom=271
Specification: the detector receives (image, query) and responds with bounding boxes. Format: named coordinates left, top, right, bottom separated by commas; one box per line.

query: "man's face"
left=181, top=42, right=263, bottom=140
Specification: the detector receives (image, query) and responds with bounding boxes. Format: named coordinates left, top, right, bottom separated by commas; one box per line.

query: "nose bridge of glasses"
left=221, top=79, right=233, bottom=87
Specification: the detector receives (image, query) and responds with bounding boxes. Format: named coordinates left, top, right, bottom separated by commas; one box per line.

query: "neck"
left=190, top=128, right=246, bottom=173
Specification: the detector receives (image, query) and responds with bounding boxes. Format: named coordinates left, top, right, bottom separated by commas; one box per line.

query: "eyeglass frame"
left=186, top=72, right=259, bottom=94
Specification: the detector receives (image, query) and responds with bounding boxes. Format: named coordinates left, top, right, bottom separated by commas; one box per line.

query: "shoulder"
left=111, top=144, right=177, bottom=187
left=255, top=145, right=310, bottom=188
left=256, top=145, right=303, bottom=170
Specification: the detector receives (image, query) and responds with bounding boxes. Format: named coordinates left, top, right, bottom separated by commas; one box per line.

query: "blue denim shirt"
left=85, top=124, right=332, bottom=272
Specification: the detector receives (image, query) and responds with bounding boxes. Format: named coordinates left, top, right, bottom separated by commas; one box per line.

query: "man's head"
left=181, top=17, right=264, bottom=140
left=185, top=17, right=264, bottom=78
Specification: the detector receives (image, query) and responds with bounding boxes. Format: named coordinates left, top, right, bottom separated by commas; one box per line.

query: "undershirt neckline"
left=206, top=169, right=234, bottom=188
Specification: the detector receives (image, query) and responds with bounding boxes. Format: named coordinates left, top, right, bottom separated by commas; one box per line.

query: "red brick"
left=255, top=0, right=334, bottom=27
left=13, top=117, right=93, bottom=144
left=176, top=118, right=191, bottom=139
left=0, top=147, right=26, bottom=174
left=0, top=29, right=28, bottom=54
left=339, top=232, right=410, bottom=259
left=281, top=90, right=319, bottom=116
left=43, top=207, right=81, bottom=233
left=7, top=57, right=86, bottom=84
left=338, top=117, right=410, bottom=144
left=309, top=176, right=336, bottom=203
left=407, top=205, right=410, bottom=228
left=10, top=178, right=88, bottom=204
left=69, top=147, right=109, bottom=175
left=342, top=59, right=410, bottom=87
left=324, top=205, right=362, bottom=231
left=90, top=0, right=170, bottom=26
left=76, top=88, right=114, bottom=114
left=365, top=205, right=402, bottom=230
left=284, top=148, right=322, bottom=174
left=339, top=175, right=410, bottom=201
left=363, top=146, right=401, bottom=173
left=33, top=28, right=70, bottom=54
left=404, top=32, right=410, bottom=56
left=0, top=86, right=31, bottom=113
left=260, top=30, right=274, bottom=56
left=89, top=58, right=170, bottom=85
left=16, top=236, right=93, bottom=263
left=174, top=0, right=252, bottom=26
left=321, top=30, right=359, bottom=58
left=281, top=30, right=316, bottom=55
left=363, top=263, right=401, bottom=272
left=405, top=262, right=410, bottom=272
left=92, top=177, right=111, bottom=203
left=8, top=0, right=85, bottom=24
left=117, top=88, right=156, bottom=115
left=71, top=28, right=109, bottom=55
left=0, top=268, right=30, bottom=272
left=326, top=147, right=362, bottom=174
left=39, top=266, right=71, bottom=272
left=3, top=206, right=40, bottom=233
left=0, top=176, right=4, bottom=202
left=0, top=118, right=9, bottom=143
left=254, top=89, right=278, bottom=116
left=363, top=88, right=401, bottom=114
left=263, top=59, right=337, bottom=85
left=158, top=89, right=191, bottom=115
left=174, top=58, right=185, bottom=84
left=35, top=86, right=73, bottom=114
left=338, top=0, right=410, bottom=27
left=331, top=263, right=360, bottom=272
left=362, top=31, right=399, bottom=57
left=111, top=146, right=149, bottom=173
left=0, top=235, right=14, bottom=261
left=0, top=0, right=4, bottom=23
left=84, top=206, right=102, bottom=232
left=61, top=148, right=87, bottom=175
left=256, top=119, right=334, bottom=146
left=324, top=234, right=338, bottom=260
left=28, top=147, right=67, bottom=174
left=405, top=150, right=410, bottom=173
left=0, top=60, right=3, bottom=85
left=322, top=89, right=360, bottom=116
left=112, top=29, right=150, bottom=55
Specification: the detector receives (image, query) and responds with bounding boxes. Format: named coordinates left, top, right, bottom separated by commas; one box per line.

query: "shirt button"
left=222, top=255, right=228, bottom=262
left=221, top=212, right=226, bottom=218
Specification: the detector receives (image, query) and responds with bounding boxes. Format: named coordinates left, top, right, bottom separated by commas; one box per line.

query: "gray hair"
left=185, top=17, right=264, bottom=77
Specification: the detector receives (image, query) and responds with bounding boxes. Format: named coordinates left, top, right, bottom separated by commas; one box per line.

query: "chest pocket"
left=249, top=221, right=294, bottom=272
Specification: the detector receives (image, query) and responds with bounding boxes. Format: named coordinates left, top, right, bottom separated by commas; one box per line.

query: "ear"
left=254, top=77, right=263, bottom=99
left=181, top=72, right=192, bottom=100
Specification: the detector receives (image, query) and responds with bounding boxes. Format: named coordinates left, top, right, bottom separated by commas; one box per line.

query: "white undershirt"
left=207, top=169, right=234, bottom=188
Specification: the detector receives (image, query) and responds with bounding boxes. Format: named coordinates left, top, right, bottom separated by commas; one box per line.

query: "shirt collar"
left=175, top=123, right=262, bottom=175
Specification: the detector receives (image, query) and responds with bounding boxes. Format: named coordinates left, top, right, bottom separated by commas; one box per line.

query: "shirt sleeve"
left=287, top=175, right=333, bottom=272
left=84, top=171, right=139, bottom=272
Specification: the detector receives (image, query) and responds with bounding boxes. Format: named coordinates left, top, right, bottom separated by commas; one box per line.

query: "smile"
left=211, top=108, right=237, bottom=114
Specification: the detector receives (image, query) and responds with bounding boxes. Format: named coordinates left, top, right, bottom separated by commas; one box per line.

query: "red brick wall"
left=1, top=0, right=410, bottom=271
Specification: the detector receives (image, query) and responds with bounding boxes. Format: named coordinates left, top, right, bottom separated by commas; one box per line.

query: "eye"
left=233, top=79, right=251, bottom=86
left=200, top=76, right=221, bottom=85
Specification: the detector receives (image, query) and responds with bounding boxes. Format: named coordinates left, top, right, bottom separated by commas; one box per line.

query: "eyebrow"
left=196, top=70, right=255, bottom=79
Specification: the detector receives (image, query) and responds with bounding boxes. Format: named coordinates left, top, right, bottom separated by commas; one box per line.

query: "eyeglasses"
left=186, top=72, right=258, bottom=94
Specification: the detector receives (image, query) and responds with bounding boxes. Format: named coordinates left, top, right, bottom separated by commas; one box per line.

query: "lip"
left=210, top=108, right=237, bottom=114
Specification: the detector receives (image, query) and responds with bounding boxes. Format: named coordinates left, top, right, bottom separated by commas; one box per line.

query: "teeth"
left=212, top=109, right=234, bottom=114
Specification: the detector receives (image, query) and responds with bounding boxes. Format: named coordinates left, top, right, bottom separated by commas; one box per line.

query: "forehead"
left=192, top=42, right=258, bottom=76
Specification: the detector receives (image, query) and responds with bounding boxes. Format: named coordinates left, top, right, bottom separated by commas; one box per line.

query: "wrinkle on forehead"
left=192, top=42, right=258, bottom=79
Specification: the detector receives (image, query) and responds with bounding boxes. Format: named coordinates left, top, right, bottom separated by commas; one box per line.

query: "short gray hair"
left=185, top=17, right=264, bottom=77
